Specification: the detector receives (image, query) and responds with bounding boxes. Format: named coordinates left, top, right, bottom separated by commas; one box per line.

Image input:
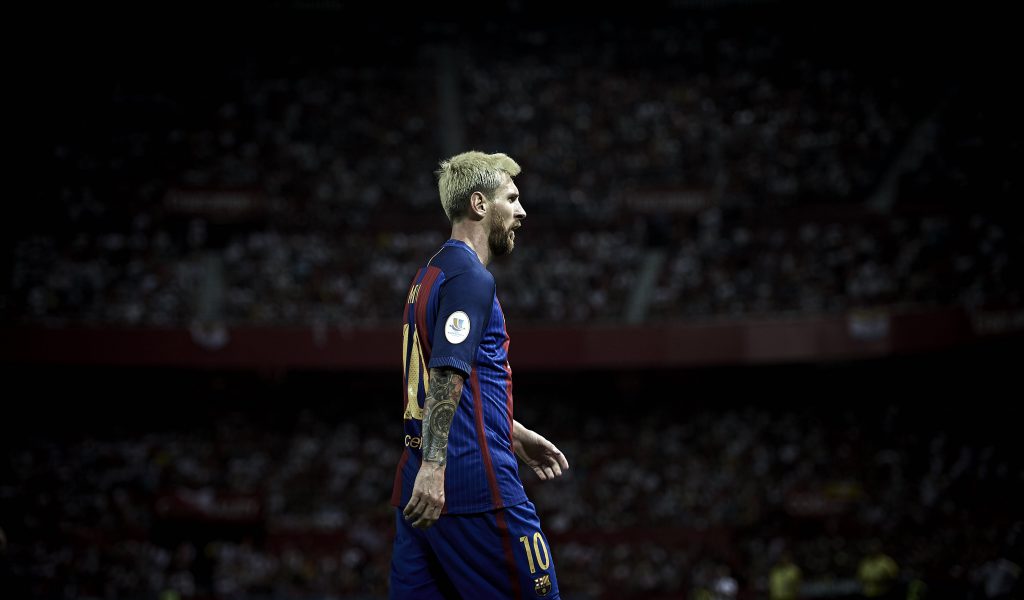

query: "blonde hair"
left=436, top=151, right=521, bottom=222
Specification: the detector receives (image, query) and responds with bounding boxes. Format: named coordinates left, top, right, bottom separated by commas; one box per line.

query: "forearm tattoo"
left=421, top=368, right=463, bottom=464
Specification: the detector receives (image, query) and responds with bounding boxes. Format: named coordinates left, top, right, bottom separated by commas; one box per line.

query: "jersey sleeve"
left=427, top=267, right=494, bottom=377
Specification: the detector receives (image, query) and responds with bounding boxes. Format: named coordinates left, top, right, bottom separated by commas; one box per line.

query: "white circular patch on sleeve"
left=444, top=311, right=471, bottom=344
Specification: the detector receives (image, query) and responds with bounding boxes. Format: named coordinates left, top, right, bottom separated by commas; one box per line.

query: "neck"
left=450, top=220, right=491, bottom=266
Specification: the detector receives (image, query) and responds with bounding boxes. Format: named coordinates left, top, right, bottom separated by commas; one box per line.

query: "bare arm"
left=402, top=367, right=463, bottom=528
left=512, top=419, right=569, bottom=481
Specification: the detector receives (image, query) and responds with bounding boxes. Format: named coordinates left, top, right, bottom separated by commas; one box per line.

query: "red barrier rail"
left=2, top=308, right=997, bottom=369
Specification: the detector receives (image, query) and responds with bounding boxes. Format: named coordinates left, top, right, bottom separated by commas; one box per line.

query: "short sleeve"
left=427, top=268, right=494, bottom=377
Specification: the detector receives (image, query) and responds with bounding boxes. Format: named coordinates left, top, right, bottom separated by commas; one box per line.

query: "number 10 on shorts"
left=519, top=532, right=550, bottom=573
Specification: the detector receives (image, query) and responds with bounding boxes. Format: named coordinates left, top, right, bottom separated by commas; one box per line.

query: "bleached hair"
left=436, top=151, right=521, bottom=222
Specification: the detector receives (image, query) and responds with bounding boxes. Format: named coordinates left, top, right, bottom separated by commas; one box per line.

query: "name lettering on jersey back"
left=407, top=284, right=421, bottom=304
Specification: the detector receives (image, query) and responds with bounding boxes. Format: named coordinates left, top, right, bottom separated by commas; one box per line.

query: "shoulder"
left=442, top=262, right=494, bottom=294
left=434, top=248, right=494, bottom=288
left=434, top=258, right=495, bottom=308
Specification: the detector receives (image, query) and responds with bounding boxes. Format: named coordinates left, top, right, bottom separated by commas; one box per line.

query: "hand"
left=403, top=461, right=445, bottom=528
left=513, top=427, right=569, bottom=481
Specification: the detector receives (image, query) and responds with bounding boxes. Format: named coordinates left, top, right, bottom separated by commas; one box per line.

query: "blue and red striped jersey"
left=391, top=239, right=527, bottom=514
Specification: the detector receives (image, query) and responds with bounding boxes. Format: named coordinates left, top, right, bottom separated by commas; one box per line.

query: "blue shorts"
left=390, top=499, right=560, bottom=600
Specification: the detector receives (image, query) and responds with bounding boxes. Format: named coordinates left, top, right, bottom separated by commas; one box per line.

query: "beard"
left=487, top=210, right=516, bottom=257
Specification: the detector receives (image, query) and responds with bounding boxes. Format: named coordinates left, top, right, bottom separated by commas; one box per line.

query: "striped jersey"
left=391, top=239, right=527, bottom=514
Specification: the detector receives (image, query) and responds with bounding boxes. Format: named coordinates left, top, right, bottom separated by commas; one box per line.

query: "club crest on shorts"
left=444, top=311, right=470, bottom=343
left=533, top=574, right=551, bottom=596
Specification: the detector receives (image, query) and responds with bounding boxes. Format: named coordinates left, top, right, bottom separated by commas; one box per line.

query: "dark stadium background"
left=3, top=1, right=1022, bottom=599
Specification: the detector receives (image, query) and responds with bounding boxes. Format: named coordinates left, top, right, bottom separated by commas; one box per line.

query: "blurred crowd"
left=7, top=4, right=1020, bottom=327
left=3, top=374, right=1021, bottom=599
left=6, top=6, right=1021, bottom=600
